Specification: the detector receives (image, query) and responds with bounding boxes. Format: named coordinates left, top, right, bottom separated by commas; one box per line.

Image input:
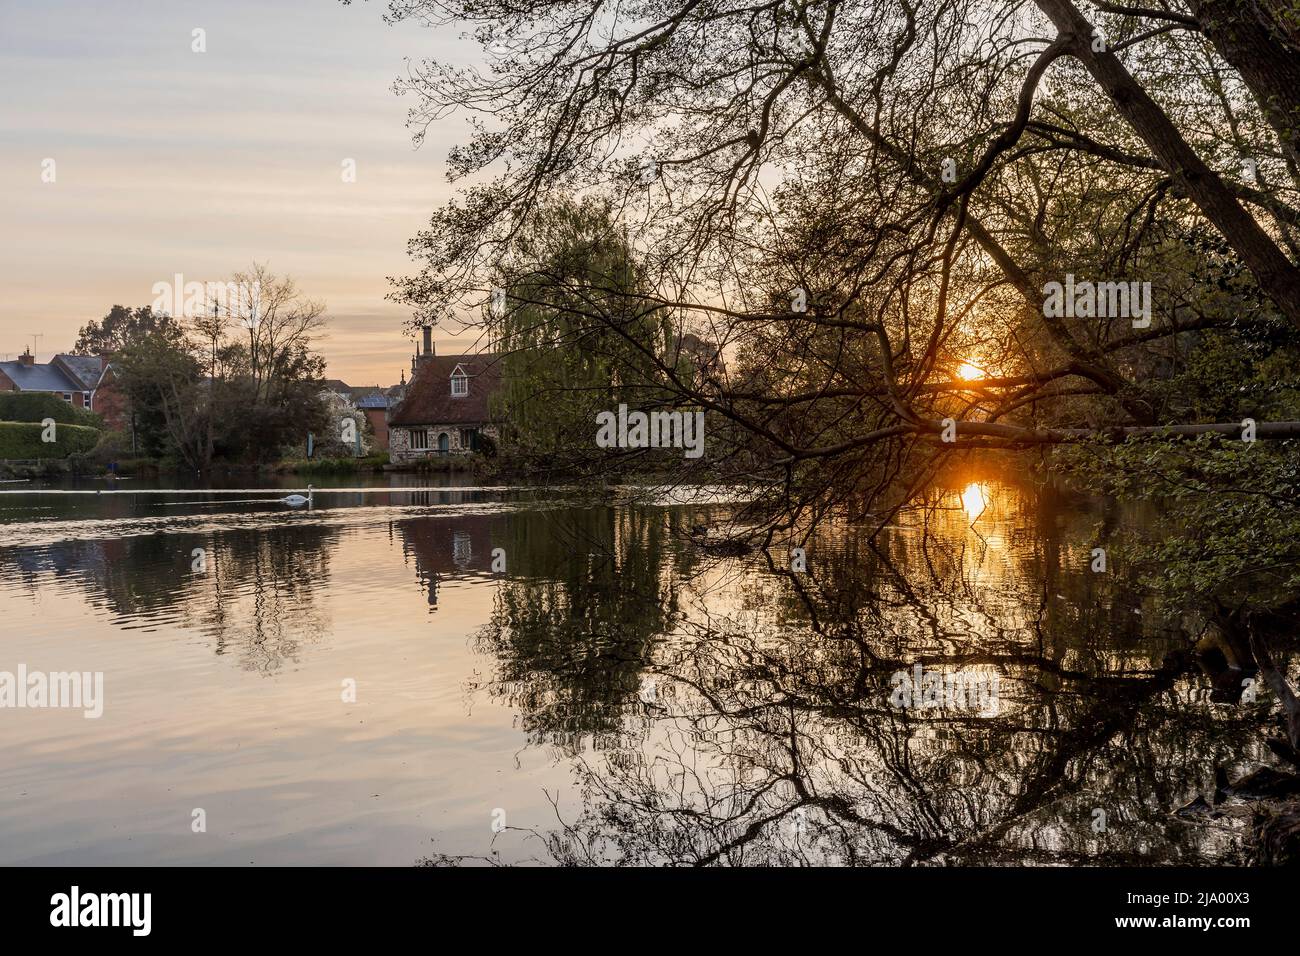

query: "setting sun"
left=957, top=362, right=985, bottom=381
left=961, top=481, right=990, bottom=522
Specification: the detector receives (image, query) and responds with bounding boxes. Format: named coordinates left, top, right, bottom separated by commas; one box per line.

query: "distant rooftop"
left=0, top=359, right=80, bottom=393
left=388, top=354, right=502, bottom=426
left=55, top=354, right=106, bottom=390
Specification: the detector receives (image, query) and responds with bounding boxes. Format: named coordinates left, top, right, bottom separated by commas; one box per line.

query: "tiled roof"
left=54, top=354, right=105, bottom=390
left=323, top=378, right=351, bottom=394
left=0, top=360, right=82, bottom=393
left=388, top=354, right=502, bottom=426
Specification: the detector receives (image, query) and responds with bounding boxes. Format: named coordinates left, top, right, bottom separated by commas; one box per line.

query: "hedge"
left=0, top=421, right=101, bottom=460
left=0, top=393, right=101, bottom=427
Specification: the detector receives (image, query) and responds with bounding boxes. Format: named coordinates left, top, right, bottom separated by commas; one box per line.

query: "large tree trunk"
left=1033, top=0, right=1300, bottom=331
left=1190, top=0, right=1300, bottom=170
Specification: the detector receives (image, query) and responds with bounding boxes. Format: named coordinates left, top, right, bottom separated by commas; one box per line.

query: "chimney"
left=19, top=349, right=34, bottom=367
left=414, top=326, right=435, bottom=370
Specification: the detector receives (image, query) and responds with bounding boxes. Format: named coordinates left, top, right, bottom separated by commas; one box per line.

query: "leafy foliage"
left=72, top=305, right=179, bottom=356
left=488, top=197, right=676, bottom=470
left=0, top=392, right=100, bottom=427
left=0, top=422, right=99, bottom=460
left=1057, top=436, right=1300, bottom=609
left=110, top=267, right=333, bottom=470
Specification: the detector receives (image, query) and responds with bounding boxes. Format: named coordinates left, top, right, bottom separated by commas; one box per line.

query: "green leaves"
left=488, top=196, right=674, bottom=468
left=1056, top=434, right=1300, bottom=606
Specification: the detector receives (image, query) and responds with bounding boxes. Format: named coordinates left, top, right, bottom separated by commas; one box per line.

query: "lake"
left=0, top=465, right=1262, bottom=865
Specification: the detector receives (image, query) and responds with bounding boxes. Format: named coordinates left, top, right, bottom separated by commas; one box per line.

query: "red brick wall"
left=0, top=369, right=15, bottom=393
left=48, top=389, right=87, bottom=407
left=93, top=380, right=129, bottom=431
left=364, top=408, right=389, bottom=451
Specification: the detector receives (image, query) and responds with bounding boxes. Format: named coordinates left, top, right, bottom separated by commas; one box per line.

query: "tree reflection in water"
left=0, top=520, right=338, bottom=676
left=451, top=471, right=1278, bottom=866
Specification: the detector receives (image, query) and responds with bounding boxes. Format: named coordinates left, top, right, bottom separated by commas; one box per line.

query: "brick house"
left=355, top=391, right=391, bottom=451
left=387, top=328, right=502, bottom=461
left=0, top=350, right=125, bottom=428
left=90, top=364, right=128, bottom=431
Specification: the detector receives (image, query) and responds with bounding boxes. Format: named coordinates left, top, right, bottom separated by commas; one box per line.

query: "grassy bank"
left=279, top=453, right=391, bottom=476
left=383, top=454, right=493, bottom=476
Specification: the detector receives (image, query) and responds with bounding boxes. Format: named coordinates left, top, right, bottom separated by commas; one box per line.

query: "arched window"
left=437, top=432, right=449, bottom=453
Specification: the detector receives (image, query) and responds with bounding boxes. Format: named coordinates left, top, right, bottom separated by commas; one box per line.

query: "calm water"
left=0, top=466, right=1266, bottom=865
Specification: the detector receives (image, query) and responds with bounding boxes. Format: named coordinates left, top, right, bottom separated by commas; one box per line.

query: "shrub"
left=0, top=392, right=101, bottom=427
left=0, top=422, right=100, bottom=460
left=290, top=452, right=389, bottom=475
left=89, top=428, right=134, bottom=463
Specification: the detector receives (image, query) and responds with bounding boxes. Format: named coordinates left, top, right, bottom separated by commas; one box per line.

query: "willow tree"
left=485, top=196, right=677, bottom=472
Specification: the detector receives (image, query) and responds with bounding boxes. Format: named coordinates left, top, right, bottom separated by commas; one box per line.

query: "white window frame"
left=451, top=373, right=468, bottom=397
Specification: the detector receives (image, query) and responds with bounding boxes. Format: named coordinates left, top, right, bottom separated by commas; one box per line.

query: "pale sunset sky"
left=0, top=0, right=481, bottom=386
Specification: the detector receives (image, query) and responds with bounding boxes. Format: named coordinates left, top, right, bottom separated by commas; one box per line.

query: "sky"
left=0, top=0, right=483, bottom=386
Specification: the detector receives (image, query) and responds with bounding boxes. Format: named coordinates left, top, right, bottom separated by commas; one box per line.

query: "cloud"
left=0, top=0, right=469, bottom=384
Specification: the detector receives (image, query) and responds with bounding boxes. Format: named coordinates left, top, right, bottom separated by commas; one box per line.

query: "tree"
left=106, top=265, right=332, bottom=470
left=113, top=330, right=206, bottom=468
left=73, top=305, right=179, bottom=356
left=223, top=263, right=327, bottom=405
left=1029, top=0, right=1300, bottom=327
left=311, top=389, right=372, bottom=458
left=487, top=196, right=675, bottom=471
left=365, top=0, right=1300, bottom=524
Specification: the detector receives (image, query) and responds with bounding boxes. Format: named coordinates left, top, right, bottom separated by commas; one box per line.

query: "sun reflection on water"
left=961, top=482, right=990, bottom=523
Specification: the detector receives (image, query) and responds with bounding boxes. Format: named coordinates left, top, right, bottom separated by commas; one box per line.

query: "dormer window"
left=451, top=371, right=468, bottom=397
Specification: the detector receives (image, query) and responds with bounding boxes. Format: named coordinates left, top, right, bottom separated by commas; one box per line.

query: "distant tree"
left=72, top=305, right=179, bottom=356
left=113, top=330, right=206, bottom=467
left=309, top=390, right=372, bottom=459
left=215, top=340, right=329, bottom=465
left=109, top=265, right=332, bottom=470
left=222, top=263, right=328, bottom=404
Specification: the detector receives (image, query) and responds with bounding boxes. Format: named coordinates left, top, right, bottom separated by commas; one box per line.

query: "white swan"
left=282, top=485, right=313, bottom=507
